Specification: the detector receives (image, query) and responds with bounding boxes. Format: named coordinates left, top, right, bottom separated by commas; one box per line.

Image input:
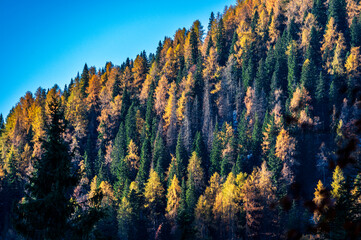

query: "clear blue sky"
left=0, top=0, right=235, bottom=118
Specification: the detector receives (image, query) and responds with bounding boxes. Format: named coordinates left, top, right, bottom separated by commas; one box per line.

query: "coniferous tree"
left=216, top=18, right=227, bottom=66
left=154, top=134, right=168, bottom=182
left=210, top=125, right=222, bottom=176
left=186, top=151, right=205, bottom=216
left=287, top=41, right=299, bottom=96
left=192, top=131, right=208, bottom=176
left=80, top=63, right=89, bottom=97
left=189, top=28, right=199, bottom=66
left=0, top=114, right=5, bottom=133
left=176, top=131, right=188, bottom=180
left=125, top=103, right=137, bottom=146
left=111, top=123, right=126, bottom=176
left=136, top=136, right=152, bottom=188
left=350, top=17, right=361, bottom=47
left=312, top=0, right=327, bottom=29
left=328, top=0, right=348, bottom=34
left=14, top=96, right=79, bottom=239
left=330, top=166, right=347, bottom=239
left=144, top=169, right=165, bottom=237
left=208, top=12, right=215, bottom=31
left=165, top=175, right=181, bottom=224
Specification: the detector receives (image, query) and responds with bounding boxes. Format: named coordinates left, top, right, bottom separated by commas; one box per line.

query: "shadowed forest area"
left=1, top=0, right=361, bottom=239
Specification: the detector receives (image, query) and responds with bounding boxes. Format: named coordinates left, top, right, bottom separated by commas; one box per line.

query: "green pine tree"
left=14, top=96, right=79, bottom=240
left=80, top=63, right=89, bottom=97
left=216, top=18, right=227, bottom=66
left=176, top=131, right=188, bottom=180
left=136, top=136, right=152, bottom=188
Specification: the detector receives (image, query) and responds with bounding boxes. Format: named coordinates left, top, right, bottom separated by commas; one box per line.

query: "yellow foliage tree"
left=187, top=151, right=205, bottom=193
left=144, top=169, right=165, bottom=215
left=154, top=75, right=169, bottom=116
left=275, top=128, right=297, bottom=184
left=345, top=47, right=361, bottom=78
left=242, top=161, right=276, bottom=238
left=289, top=85, right=313, bottom=126
left=165, top=175, right=181, bottom=221
left=132, top=55, right=147, bottom=95
left=86, top=74, right=102, bottom=110
left=125, top=139, right=140, bottom=170
left=331, top=166, right=346, bottom=200
left=140, top=62, right=159, bottom=103
left=163, top=81, right=177, bottom=131
left=331, top=33, right=346, bottom=75
left=313, top=180, right=328, bottom=222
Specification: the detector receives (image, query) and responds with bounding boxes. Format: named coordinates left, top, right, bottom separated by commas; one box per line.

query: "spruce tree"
left=112, top=72, right=121, bottom=99
left=300, top=59, right=317, bottom=97
left=192, top=131, right=207, bottom=174
left=251, top=115, right=262, bottom=164
left=176, top=131, right=188, bottom=180
left=229, top=31, right=238, bottom=56
left=255, top=59, right=266, bottom=95
left=208, top=12, right=215, bottom=31
left=306, top=27, right=321, bottom=68
left=80, top=63, right=89, bottom=97
left=209, top=125, right=222, bottom=176
left=287, top=41, right=299, bottom=96
left=235, top=111, right=248, bottom=173
left=14, top=96, right=79, bottom=240
left=0, top=114, right=5, bottom=133
left=328, top=0, right=347, bottom=35
left=111, top=123, right=126, bottom=176
left=136, top=136, right=152, bottom=188
left=185, top=173, right=197, bottom=215
left=154, top=134, right=168, bottom=182
left=350, top=17, right=361, bottom=47
left=125, top=103, right=137, bottom=146
left=120, top=89, right=131, bottom=121
left=312, top=0, right=327, bottom=29
left=190, top=28, right=199, bottom=66
left=216, top=18, right=227, bottom=66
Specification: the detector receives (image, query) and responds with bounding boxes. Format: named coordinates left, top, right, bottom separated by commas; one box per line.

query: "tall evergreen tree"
left=190, top=28, right=200, bottom=66
left=80, top=63, right=89, bottom=97
left=14, top=96, right=79, bottom=239
left=154, top=134, right=168, bottom=182
left=350, top=17, right=361, bottom=47
left=136, top=136, right=152, bottom=188
left=125, top=103, right=137, bottom=146
left=209, top=125, right=222, bottom=176
left=176, top=131, right=188, bottom=180
left=208, top=12, right=215, bottom=31
left=192, top=131, right=208, bottom=175
left=312, top=0, right=327, bottom=29
left=328, top=0, right=348, bottom=35
left=216, top=18, right=227, bottom=66
left=111, top=123, right=126, bottom=176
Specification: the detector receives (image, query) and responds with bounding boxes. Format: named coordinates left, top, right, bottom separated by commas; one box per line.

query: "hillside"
left=1, top=0, right=361, bottom=239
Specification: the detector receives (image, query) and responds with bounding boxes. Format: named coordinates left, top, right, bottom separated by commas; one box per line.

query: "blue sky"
left=0, top=0, right=235, bottom=118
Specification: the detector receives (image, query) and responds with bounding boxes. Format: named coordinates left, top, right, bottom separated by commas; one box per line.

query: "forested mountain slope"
left=1, top=0, right=361, bottom=239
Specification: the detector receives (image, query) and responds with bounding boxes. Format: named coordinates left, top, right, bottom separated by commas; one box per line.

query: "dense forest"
left=1, top=0, right=361, bottom=239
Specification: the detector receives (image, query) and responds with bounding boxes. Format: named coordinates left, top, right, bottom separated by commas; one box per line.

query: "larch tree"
left=132, top=54, right=147, bottom=96
left=275, top=128, right=297, bottom=185
left=187, top=151, right=205, bottom=197
left=154, top=75, right=169, bottom=116
left=163, top=81, right=178, bottom=149
left=144, top=169, right=165, bottom=236
left=165, top=175, right=181, bottom=223
left=242, top=162, right=277, bottom=239
left=124, top=139, right=140, bottom=180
